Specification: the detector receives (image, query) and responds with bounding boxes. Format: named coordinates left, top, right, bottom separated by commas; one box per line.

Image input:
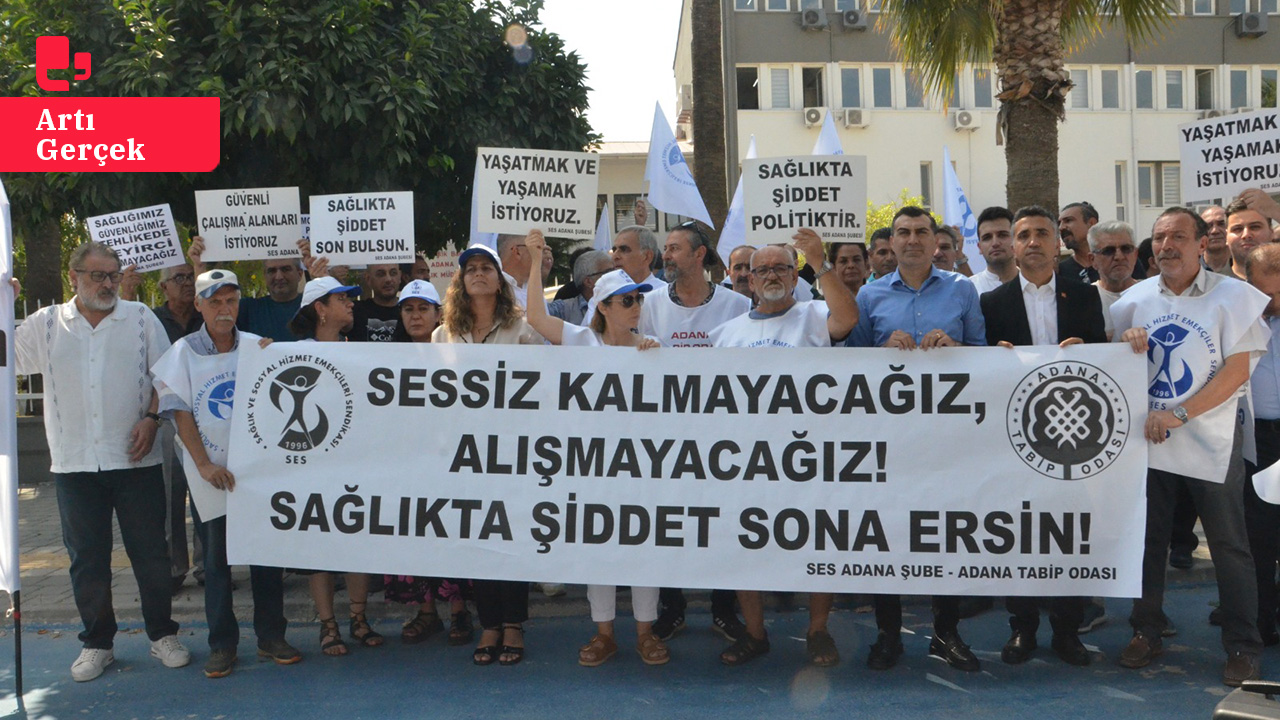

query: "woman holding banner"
left=523, top=230, right=669, bottom=667
left=287, top=275, right=385, bottom=656
left=433, top=244, right=543, bottom=666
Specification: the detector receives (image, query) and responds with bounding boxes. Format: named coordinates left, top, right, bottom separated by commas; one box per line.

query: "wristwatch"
left=146, top=412, right=163, bottom=427
left=1172, top=406, right=1189, bottom=423
left=813, top=261, right=834, bottom=279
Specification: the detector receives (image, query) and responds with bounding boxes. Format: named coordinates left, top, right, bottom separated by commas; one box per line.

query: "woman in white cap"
left=384, top=279, right=475, bottom=646
left=287, top=277, right=385, bottom=655
left=524, top=230, right=668, bottom=667
left=433, top=243, right=542, bottom=666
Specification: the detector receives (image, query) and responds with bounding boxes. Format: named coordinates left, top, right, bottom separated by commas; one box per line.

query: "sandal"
left=636, top=633, right=670, bottom=666
left=401, top=607, right=444, bottom=644
left=318, top=617, right=348, bottom=656
left=720, top=633, right=770, bottom=666
left=499, top=623, right=525, bottom=666
left=578, top=633, right=619, bottom=667
left=806, top=629, right=840, bottom=667
left=349, top=601, right=385, bottom=647
left=449, top=609, right=475, bottom=646
left=474, top=627, right=501, bottom=666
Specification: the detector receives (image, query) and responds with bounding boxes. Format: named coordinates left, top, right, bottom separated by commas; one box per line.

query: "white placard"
left=475, top=147, right=600, bottom=239
left=1179, top=109, right=1280, bottom=203
left=301, top=214, right=310, bottom=241
left=227, top=342, right=1148, bottom=597
left=308, top=191, right=414, bottom=266
left=195, top=186, right=303, bottom=261
left=85, top=204, right=184, bottom=272
left=742, top=155, right=867, bottom=244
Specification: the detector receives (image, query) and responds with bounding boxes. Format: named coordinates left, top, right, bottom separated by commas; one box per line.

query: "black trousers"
left=1246, top=419, right=1280, bottom=636
left=874, top=595, right=959, bottom=637
left=659, top=587, right=737, bottom=617
left=474, top=580, right=529, bottom=628
left=1006, top=596, right=1085, bottom=637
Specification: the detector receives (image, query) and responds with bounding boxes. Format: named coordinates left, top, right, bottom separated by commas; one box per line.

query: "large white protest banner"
left=474, top=147, right=599, bottom=239
left=195, top=186, right=303, bottom=261
left=742, top=155, right=867, bottom=244
left=227, top=343, right=1147, bottom=596
left=308, top=192, right=415, bottom=266
left=0, top=178, right=17, bottom=594
left=85, top=204, right=184, bottom=272
left=1179, top=108, right=1280, bottom=202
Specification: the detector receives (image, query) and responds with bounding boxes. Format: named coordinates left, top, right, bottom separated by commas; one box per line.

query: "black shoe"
left=1209, top=607, right=1223, bottom=626
left=170, top=575, right=186, bottom=596
left=1262, top=628, right=1280, bottom=647
left=652, top=611, right=685, bottom=642
left=1001, top=629, right=1037, bottom=664
left=866, top=632, right=904, bottom=671
left=1051, top=633, right=1090, bottom=666
left=930, top=631, right=980, bottom=672
left=1168, top=547, right=1193, bottom=570
left=711, top=614, right=747, bottom=642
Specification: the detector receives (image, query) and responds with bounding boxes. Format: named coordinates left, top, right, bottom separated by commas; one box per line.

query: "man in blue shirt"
left=845, top=205, right=986, bottom=672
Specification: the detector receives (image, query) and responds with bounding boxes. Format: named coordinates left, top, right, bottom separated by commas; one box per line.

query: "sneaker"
left=652, top=610, right=686, bottom=641
left=540, top=583, right=566, bottom=597
left=203, top=648, right=237, bottom=678
left=71, top=647, right=114, bottom=682
left=1078, top=601, right=1108, bottom=634
left=150, top=635, right=191, bottom=668
left=257, top=638, right=302, bottom=665
left=712, top=613, right=748, bottom=642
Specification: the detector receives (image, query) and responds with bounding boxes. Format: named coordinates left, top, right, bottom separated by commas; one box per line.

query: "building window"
left=1230, top=0, right=1246, bottom=11
left=1264, top=69, right=1278, bottom=107
left=1231, top=69, right=1249, bottom=108
left=597, top=194, right=609, bottom=234
left=766, top=0, right=789, bottom=10
left=736, top=0, right=758, bottom=9
left=905, top=69, right=926, bottom=108
left=614, top=194, right=657, bottom=232
left=1192, top=0, right=1215, bottom=13
left=946, top=73, right=959, bottom=108
left=1135, top=69, right=1154, bottom=109
left=737, top=67, right=760, bottom=110
left=872, top=67, right=892, bottom=107
left=1265, top=0, right=1279, bottom=13
left=1070, top=69, right=1090, bottom=109
left=973, top=69, right=994, bottom=108
left=1101, top=68, right=1121, bottom=108
left=800, top=0, right=822, bottom=8
left=835, top=0, right=857, bottom=8
left=865, top=0, right=882, bottom=10
left=802, top=66, right=825, bottom=107
left=1166, top=0, right=1184, bottom=13
left=770, top=67, right=791, bottom=109
left=920, top=162, right=933, bottom=210
left=1194, top=68, right=1214, bottom=110
left=1114, top=163, right=1127, bottom=222
left=841, top=67, right=862, bottom=108
left=1137, top=162, right=1181, bottom=207
left=663, top=212, right=691, bottom=231
left=1166, top=69, right=1184, bottom=109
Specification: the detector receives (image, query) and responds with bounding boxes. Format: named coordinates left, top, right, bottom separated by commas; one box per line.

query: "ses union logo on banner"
left=0, top=35, right=220, bottom=172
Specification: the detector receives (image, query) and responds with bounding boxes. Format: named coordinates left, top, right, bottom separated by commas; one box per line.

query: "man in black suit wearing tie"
left=980, top=205, right=1107, bottom=666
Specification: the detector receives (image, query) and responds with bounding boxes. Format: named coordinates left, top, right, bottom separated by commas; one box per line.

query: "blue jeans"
left=195, top=507, right=287, bottom=650
left=55, top=465, right=179, bottom=648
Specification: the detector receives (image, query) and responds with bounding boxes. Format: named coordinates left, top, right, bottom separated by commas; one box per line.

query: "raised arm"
left=522, top=229, right=565, bottom=345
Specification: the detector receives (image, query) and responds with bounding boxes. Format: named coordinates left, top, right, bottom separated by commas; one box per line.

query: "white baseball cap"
left=398, top=279, right=441, bottom=306
left=195, top=269, right=239, bottom=299
left=593, top=269, right=652, bottom=300
left=299, top=276, right=361, bottom=308
left=457, top=244, right=503, bottom=273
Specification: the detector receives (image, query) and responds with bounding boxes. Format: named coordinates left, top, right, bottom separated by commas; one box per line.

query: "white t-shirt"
left=639, top=284, right=751, bottom=347
left=968, top=269, right=1007, bottom=295
left=710, top=301, right=831, bottom=349
left=1093, top=281, right=1131, bottom=338
left=560, top=322, right=659, bottom=348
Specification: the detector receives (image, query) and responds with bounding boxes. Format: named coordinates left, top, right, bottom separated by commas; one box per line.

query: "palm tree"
left=691, top=0, right=729, bottom=238
left=880, top=0, right=1171, bottom=213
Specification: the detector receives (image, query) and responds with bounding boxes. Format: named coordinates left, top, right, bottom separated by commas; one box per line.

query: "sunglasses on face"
left=603, top=294, right=644, bottom=309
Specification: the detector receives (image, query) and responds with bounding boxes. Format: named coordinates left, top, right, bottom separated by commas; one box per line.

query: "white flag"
left=594, top=203, right=612, bottom=253
left=644, top=103, right=714, bottom=229
left=943, top=146, right=985, bottom=273
left=469, top=159, right=498, bottom=250
left=0, top=177, right=18, bottom=593
left=716, top=136, right=758, bottom=267
left=811, top=110, right=844, bottom=156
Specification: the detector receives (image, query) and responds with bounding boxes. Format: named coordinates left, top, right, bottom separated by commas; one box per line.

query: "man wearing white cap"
left=15, top=241, right=189, bottom=682
left=152, top=270, right=301, bottom=678
left=710, top=229, right=859, bottom=668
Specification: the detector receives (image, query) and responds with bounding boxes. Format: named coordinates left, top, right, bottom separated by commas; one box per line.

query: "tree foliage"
left=0, top=0, right=598, bottom=301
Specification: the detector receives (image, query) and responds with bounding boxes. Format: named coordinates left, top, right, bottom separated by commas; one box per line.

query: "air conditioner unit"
left=803, top=107, right=825, bottom=127
left=841, top=9, right=868, bottom=30
left=952, top=109, right=981, bottom=131
left=1236, top=11, right=1268, bottom=38
left=800, top=8, right=828, bottom=30
left=842, top=107, right=869, bottom=128
left=1200, top=109, right=1225, bottom=119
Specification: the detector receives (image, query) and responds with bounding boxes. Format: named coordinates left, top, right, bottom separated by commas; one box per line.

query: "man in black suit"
left=980, top=205, right=1107, bottom=666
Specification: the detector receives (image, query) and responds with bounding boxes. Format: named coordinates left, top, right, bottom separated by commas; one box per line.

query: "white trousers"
left=587, top=585, right=660, bottom=623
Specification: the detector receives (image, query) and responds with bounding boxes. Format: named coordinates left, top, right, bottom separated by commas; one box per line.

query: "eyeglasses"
left=165, top=273, right=195, bottom=285
left=75, top=269, right=123, bottom=284
left=751, top=264, right=795, bottom=278
left=603, top=294, right=644, bottom=309
left=1096, top=245, right=1136, bottom=257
